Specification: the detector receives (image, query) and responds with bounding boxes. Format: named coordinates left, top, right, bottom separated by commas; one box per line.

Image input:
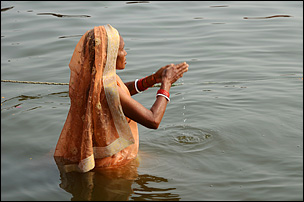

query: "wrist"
left=156, top=89, right=170, bottom=102
left=160, top=79, right=171, bottom=92
left=147, top=74, right=156, bottom=87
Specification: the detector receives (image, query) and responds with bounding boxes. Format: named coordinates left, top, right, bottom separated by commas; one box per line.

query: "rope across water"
left=1, top=80, right=69, bottom=85
left=1, top=79, right=182, bottom=87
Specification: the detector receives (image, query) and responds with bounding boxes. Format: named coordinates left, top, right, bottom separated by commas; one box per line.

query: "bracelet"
left=143, top=76, right=149, bottom=87
left=156, top=94, right=170, bottom=102
left=150, top=74, right=155, bottom=87
left=156, top=89, right=170, bottom=102
left=138, top=78, right=148, bottom=92
left=151, top=74, right=156, bottom=87
left=151, top=74, right=155, bottom=83
left=134, top=79, right=141, bottom=93
left=135, top=75, right=154, bottom=93
left=157, top=89, right=170, bottom=97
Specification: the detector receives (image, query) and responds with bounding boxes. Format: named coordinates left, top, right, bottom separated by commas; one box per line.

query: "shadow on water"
left=131, top=174, right=180, bottom=201
left=1, top=91, right=69, bottom=112
left=1, top=90, right=68, bottom=102
left=54, top=157, right=180, bottom=201
left=2, top=90, right=67, bottom=100
left=126, top=1, right=150, bottom=4
left=243, top=14, right=292, bottom=19
left=37, top=13, right=90, bottom=18
left=1, top=6, right=14, bottom=12
left=59, top=35, right=83, bottom=39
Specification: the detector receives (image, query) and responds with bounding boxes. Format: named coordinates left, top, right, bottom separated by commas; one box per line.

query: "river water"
left=1, top=1, right=303, bottom=201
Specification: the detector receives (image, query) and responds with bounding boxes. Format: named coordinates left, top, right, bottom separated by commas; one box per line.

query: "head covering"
left=54, top=24, right=135, bottom=173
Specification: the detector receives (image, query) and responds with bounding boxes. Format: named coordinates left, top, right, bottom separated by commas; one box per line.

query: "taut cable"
left=1, top=79, right=182, bottom=87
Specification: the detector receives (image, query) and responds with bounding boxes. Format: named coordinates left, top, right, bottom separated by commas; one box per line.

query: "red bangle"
left=151, top=74, right=155, bottom=83
left=138, top=78, right=148, bottom=91
left=157, top=89, right=170, bottom=98
left=156, top=89, right=170, bottom=102
left=143, top=76, right=149, bottom=87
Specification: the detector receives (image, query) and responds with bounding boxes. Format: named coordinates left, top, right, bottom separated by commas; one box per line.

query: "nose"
left=124, top=50, right=127, bottom=56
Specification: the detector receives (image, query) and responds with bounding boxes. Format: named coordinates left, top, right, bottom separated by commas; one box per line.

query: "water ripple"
left=173, top=128, right=212, bottom=145
left=126, top=1, right=150, bottom=4
left=159, top=125, right=218, bottom=154
left=1, top=6, right=14, bottom=12
left=244, top=15, right=292, bottom=20
left=37, top=12, right=90, bottom=18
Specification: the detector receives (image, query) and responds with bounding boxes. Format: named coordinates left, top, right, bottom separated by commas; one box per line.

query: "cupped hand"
left=153, top=64, right=173, bottom=83
left=154, top=62, right=189, bottom=84
left=161, top=62, right=189, bottom=85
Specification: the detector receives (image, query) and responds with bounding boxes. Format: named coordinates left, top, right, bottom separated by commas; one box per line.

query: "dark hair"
left=83, top=29, right=95, bottom=73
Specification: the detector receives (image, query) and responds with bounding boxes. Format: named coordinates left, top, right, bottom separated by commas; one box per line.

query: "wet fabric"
left=54, top=24, right=138, bottom=173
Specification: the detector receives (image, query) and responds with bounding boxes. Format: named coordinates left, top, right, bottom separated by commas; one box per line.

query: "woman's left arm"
left=124, top=74, right=154, bottom=96
left=124, top=64, right=170, bottom=96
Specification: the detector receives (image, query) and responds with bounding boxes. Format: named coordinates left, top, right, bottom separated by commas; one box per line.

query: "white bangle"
left=134, top=79, right=141, bottom=93
left=156, top=93, right=170, bottom=102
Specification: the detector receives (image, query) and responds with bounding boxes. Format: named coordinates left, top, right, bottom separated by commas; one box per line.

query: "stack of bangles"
left=134, top=75, right=170, bottom=102
left=156, top=89, right=170, bottom=102
left=134, top=75, right=155, bottom=93
left=134, top=78, right=148, bottom=93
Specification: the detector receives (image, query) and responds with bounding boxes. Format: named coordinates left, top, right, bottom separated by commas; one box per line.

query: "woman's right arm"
left=119, top=62, right=189, bottom=129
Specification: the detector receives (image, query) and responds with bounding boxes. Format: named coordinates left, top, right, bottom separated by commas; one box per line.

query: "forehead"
left=119, top=35, right=124, bottom=47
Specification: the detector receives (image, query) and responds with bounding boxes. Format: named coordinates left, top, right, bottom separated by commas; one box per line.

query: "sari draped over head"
left=54, top=24, right=138, bottom=173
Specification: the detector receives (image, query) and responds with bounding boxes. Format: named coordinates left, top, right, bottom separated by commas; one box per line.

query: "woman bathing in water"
left=54, top=24, right=189, bottom=172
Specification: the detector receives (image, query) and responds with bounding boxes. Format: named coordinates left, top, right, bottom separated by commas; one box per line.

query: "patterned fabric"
left=54, top=25, right=137, bottom=173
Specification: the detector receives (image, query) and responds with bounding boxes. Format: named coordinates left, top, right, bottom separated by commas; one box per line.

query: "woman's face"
left=116, top=36, right=127, bottom=70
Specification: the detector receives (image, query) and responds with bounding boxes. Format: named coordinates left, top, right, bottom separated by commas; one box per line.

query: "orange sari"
left=54, top=24, right=138, bottom=173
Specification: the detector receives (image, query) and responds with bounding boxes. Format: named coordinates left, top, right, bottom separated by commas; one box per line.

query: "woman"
left=54, top=24, right=188, bottom=173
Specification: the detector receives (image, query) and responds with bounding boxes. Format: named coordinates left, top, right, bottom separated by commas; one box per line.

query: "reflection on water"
left=243, top=14, right=292, bottom=19
left=1, top=91, right=68, bottom=102
left=55, top=157, right=139, bottom=201
left=125, top=1, right=150, bottom=4
left=209, top=5, right=228, bottom=8
left=1, top=91, right=69, bottom=112
left=131, top=174, right=180, bottom=201
left=37, top=13, right=91, bottom=18
left=54, top=156, right=180, bottom=201
left=1, top=6, right=14, bottom=12
left=58, top=35, right=83, bottom=39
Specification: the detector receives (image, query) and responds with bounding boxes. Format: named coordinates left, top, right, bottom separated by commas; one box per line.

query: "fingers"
left=175, top=62, right=189, bottom=73
left=175, top=62, right=188, bottom=81
left=165, top=62, right=187, bottom=68
left=167, top=63, right=174, bottom=68
left=175, top=62, right=189, bottom=71
left=161, top=61, right=188, bottom=80
left=167, top=62, right=188, bottom=76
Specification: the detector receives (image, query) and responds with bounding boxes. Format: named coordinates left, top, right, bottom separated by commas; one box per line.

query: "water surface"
left=1, top=1, right=303, bottom=201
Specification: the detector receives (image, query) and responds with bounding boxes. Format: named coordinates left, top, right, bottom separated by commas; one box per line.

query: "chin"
left=116, top=66, right=125, bottom=70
